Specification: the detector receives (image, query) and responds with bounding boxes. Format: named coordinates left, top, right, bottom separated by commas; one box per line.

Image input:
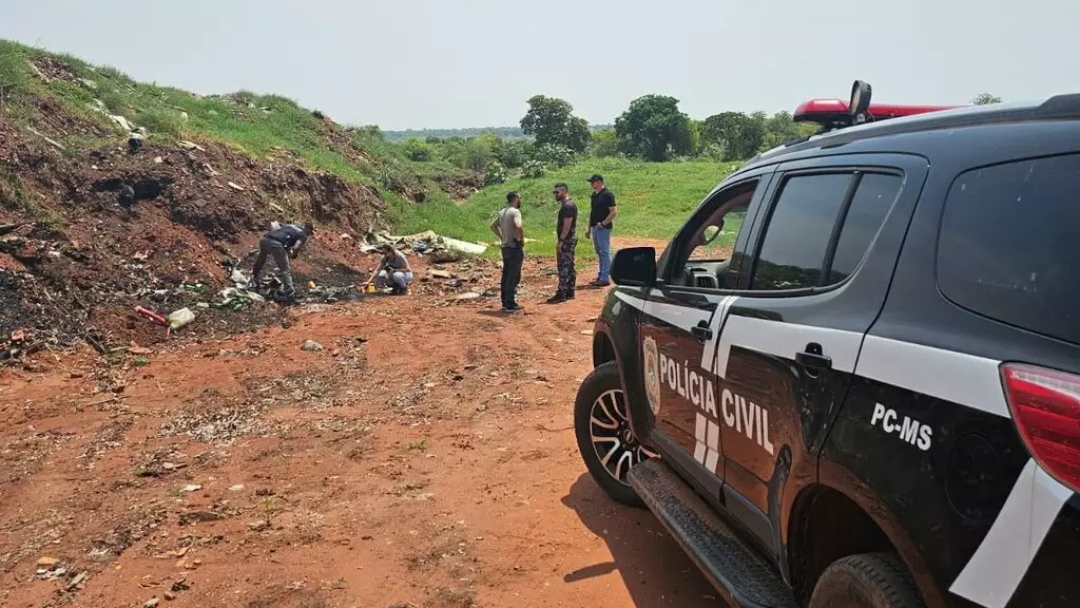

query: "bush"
left=484, top=161, right=507, bottom=186
left=402, top=139, right=433, bottom=162
left=532, top=143, right=575, bottom=168
left=521, top=160, right=547, bottom=179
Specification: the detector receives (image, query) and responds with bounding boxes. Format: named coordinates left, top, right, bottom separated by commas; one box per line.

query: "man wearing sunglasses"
left=548, top=182, right=578, bottom=303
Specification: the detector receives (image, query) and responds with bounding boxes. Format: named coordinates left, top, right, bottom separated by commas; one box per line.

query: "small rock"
left=227, top=181, right=246, bottom=191
left=229, top=484, right=245, bottom=492
left=36, top=556, right=60, bottom=567
left=145, top=597, right=160, bottom=608
left=581, top=329, right=593, bottom=335
left=78, top=78, right=97, bottom=90
left=453, top=292, right=482, bottom=301
left=180, top=484, right=202, bottom=493
left=154, top=156, right=164, bottom=164
left=301, top=340, right=323, bottom=352
left=164, top=591, right=177, bottom=601
left=249, top=520, right=270, bottom=531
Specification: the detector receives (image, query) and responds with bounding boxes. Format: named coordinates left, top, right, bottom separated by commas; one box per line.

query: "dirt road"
left=0, top=256, right=721, bottom=608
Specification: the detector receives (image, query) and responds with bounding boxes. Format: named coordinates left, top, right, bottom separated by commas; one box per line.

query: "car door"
left=633, top=166, right=775, bottom=502
left=712, top=154, right=929, bottom=561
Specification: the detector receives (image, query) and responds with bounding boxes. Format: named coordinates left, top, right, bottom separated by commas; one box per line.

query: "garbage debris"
left=362, top=230, right=487, bottom=263
left=167, top=308, right=196, bottom=331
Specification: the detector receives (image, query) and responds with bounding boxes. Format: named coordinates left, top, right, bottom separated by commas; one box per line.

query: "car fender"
left=591, top=287, right=653, bottom=442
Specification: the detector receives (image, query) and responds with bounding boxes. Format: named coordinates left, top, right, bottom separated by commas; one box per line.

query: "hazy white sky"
left=4, top=0, right=1074, bottom=130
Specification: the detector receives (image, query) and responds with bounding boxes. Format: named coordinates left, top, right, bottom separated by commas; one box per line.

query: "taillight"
left=1002, top=363, right=1080, bottom=492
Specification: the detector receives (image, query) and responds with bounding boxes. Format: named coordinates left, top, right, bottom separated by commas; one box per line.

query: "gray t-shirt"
left=495, top=206, right=523, bottom=247
left=382, top=250, right=409, bottom=271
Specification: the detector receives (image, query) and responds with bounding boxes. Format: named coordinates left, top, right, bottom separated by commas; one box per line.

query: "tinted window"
left=751, top=173, right=852, bottom=290
left=939, top=154, right=1080, bottom=345
left=828, top=173, right=903, bottom=283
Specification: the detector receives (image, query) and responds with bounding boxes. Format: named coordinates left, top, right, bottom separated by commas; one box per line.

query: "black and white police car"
left=573, top=80, right=1079, bottom=608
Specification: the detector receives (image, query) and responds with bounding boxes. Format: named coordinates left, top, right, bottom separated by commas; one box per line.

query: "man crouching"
left=364, top=244, right=414, bottom=295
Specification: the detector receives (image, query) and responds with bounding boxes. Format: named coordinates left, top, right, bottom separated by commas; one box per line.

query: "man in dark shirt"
left=253, top=221, right=314, bottom=300
left=548, top=182, right=578, bottom=303
left=587, top=174, right=617, bottom=287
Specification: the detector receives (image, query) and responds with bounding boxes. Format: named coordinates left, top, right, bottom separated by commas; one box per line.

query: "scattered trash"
left=167, top=308, right=196, bottom=331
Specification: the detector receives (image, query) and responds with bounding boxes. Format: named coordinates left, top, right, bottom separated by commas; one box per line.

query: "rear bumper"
left=1006, top=495, right=1080, bottom=607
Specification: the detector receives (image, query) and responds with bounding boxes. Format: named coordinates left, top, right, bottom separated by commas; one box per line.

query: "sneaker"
left=503, top=303, right=524, bottom=313
left=546, top=294, right=568, bottom=304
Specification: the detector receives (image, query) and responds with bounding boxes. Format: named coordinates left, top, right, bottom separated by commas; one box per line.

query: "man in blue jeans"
left=587, top=174, right=617, bottom=286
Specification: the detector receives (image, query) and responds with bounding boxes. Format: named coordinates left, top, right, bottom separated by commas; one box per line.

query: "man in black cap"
left=587, top=174, right=617, bottom=287
left=253, top=221, right=314, bottom=301
left=490, top=191, right=525, bottom=312
left=548, top=182, right=578, bottom=303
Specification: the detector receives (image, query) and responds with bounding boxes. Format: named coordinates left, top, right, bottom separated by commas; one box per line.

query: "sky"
left=4, top=0, right=1076, bottom=131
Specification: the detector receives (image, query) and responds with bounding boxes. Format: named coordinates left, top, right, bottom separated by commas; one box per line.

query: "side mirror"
left=850, top=80, right=873, bottom=121
left=611, top=247, right=657, bottom=287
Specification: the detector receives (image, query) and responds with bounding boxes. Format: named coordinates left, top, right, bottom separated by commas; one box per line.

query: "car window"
left=750, top=173, right=853, bottom=291
left=667, top=180, right=758, bottom=291
left=938, top=154, right=1080, bottom=345
left=827, top=173, right=903, bottom=283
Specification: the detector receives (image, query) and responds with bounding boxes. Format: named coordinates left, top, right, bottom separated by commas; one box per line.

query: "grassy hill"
left=398, top=157, right=742, bottom=253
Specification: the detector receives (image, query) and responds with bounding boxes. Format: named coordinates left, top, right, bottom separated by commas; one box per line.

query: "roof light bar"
left=793, top=81, right=965, bottom=133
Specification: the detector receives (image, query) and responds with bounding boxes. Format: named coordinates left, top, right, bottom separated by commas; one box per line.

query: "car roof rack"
left=792, top=80, right=964, bottom=134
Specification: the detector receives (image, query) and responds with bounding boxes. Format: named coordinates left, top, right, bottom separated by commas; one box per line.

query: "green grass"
left=394, top=157, right=742, bottom=255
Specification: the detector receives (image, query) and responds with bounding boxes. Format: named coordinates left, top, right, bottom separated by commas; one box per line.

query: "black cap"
left=587, top=174, right=604, bottom=183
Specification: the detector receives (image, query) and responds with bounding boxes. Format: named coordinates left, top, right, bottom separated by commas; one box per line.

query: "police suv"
left=573, top=81, right=1079, bottom=608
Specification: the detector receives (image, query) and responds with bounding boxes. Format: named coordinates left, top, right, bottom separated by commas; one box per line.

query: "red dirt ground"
left=0, top=256, right=723, bottom=608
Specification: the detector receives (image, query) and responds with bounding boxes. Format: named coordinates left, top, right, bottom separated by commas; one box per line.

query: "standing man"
left=587, top=174, right=617, bottom=287
left=548, top=182, right=578, bottom=304
left=490, top=191, right=525, bottom=312
left=253, top=221, right=314, bottom=302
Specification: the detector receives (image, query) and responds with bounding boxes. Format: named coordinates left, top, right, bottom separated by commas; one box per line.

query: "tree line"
left=385, top=92, right=1003, bottom=185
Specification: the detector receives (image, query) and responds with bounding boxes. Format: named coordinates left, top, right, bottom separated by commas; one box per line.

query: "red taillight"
left=1002, top=363, right=1080, bottom=492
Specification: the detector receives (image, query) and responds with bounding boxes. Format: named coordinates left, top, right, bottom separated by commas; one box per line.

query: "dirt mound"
left=0, top=113, right=390, bottom=357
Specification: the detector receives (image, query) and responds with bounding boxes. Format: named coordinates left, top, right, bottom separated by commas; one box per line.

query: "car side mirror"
left=611, top=247, right=657, bottom=287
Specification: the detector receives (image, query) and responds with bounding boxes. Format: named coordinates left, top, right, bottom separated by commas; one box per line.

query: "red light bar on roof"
left=793, top=98, right=965, bottom=130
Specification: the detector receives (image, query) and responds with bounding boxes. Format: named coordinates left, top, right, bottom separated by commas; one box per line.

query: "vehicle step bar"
left=628, top=459, right=798, bottom=608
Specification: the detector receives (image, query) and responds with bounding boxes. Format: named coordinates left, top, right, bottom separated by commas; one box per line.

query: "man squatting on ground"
left=548, top=182, right=579, bottom=303
left=364, top=244, right=414, bottom=294
left=490, top=191, right=525, bottom=312
left=252, top=221, right=315, bottom=299
left=587, top=174, right=617, bottom=287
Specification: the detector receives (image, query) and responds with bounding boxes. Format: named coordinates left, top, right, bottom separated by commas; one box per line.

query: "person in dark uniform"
left=252, top=221, right=314, bottom=299
left=548, top=182, right=578, bottom=303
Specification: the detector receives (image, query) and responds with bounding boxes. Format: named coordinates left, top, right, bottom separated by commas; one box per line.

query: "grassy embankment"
left=397, top=157, right=743, bottom=257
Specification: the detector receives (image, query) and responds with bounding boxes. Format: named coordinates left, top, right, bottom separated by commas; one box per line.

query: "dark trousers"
left=253, top=237, right=294, bottom=293
left=556, top=237, right=577, bottom=296
left=500, top=244, right=524, bottom=307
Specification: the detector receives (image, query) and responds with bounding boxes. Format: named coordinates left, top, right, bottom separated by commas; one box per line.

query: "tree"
left=614, top=94, right=694, bottom=162
left=520, top=95, right=590, bottom=153
left=700, top=111, right=762, bottom=161
left=972, top=93, right=1002, bottom=105
left=589, top=128, right=619, bottom=157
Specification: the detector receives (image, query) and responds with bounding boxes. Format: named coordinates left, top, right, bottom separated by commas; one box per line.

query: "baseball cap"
left=587, top=174, right=604, bottom=183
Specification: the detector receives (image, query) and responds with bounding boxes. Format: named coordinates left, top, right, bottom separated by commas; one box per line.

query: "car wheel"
left=807, top=553, right=926, bottom=608
left=574, top=361, right=657, bottom=508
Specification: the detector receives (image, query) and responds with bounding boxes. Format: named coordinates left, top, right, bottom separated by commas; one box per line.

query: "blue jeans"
left=592, top=226, right=612, bottom=282
left=377, top=270, right=413, bottom=289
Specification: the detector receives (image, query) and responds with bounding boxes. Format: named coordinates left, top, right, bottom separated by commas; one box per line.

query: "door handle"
left=796, top=342, right=832, bottom=371
left=691, top=321, right=712, bottom=344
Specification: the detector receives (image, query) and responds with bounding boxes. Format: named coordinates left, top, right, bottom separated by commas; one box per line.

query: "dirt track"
left=0, top=256, right=721, bottom=608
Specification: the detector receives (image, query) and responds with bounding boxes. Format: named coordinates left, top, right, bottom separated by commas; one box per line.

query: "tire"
left=573, top=361, right=656, bottom=508
left=808, top=553, right=927, bottom=608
